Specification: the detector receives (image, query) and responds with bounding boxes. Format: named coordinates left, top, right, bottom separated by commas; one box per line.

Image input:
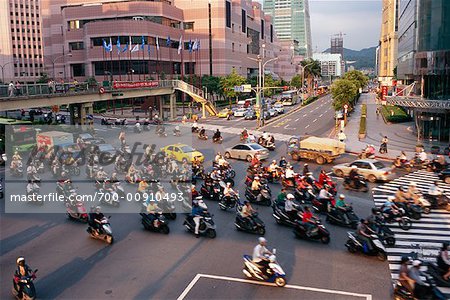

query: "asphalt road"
left=0, top=123, right=393, bottom=299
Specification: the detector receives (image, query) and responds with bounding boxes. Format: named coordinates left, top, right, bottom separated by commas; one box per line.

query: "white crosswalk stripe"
left=372, top=170, right=450, bottom=297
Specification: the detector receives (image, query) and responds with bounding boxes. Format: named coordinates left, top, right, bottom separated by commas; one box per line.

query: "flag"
left=130, top=44, right=139, bottom=53
left=177, top=36, right=183, bottom=55
left=116, top=37, right=122, bottom=54
left=121, top=43, right=128, bottom=53
left=166, top=36, right=171, bottom=47
left=192, top=39, right=198, bottom=52
left=108, top=38, right=113, bottom=52
left=102, top=39, right=108, bottom=51
left=140, top=36, right=145, bottom=50
left=156, top=36, right=160, bottom=51
left=188, top=39, right=193, bottom=53
left=147, top=43, right=151, bottom=55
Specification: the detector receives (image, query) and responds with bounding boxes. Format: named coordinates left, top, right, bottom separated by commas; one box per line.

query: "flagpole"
left=129, top=43, right=132, bottom=81
left=199, top=44, right=202, bottom=89
left=169, top=41, right=173, bottom=79
left=142, top=42, right=145, bottom=80
left=181, top=42, right=185, bottom=116
left=147, top=37, right=151, bottom=79
left=118, top=48, right=122, bottom=81
left=156, top=37, right=160, bottom=81
left=102, top=45, right=106, bottom=81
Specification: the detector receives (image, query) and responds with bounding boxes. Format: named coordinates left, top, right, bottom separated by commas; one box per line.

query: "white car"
left=234, top=107, right=248, bottom=117
left=332, top=159, right=395, bottom=182
left=273, top=103, right=284, bottom=114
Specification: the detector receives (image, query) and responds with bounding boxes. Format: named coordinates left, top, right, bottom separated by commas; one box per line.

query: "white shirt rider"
left=319, top=189, right=331, bottom=200
left=285, top=168, right=295, bottom=179
left=418, top=151, right=427, bottom=162
left=253, top=244, right=269, bottom=263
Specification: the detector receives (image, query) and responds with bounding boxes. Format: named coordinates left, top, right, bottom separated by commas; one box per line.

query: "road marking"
left=313, top=119, right=317, bottom=123
left=295, top=118, right=300, bottom=122
left=177, top=274, right=372, bottom=300
left=305, top=125, right=310, bottom=129
left=319, top=114, right=323, bottom=118
left=284, top=124, right=290, bottom=129
left=302, top=114, right=307, bottom=117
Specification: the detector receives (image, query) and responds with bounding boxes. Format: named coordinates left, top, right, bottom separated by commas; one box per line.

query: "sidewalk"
left=343, top=93, right=448, bottom=161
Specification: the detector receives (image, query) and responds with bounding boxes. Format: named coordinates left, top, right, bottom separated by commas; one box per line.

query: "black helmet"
left=400, top=255, right=410, bottom=264
left=371, top=207, right=380, bottom=214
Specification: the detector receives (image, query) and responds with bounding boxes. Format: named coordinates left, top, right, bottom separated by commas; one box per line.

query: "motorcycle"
left=10, top=164, right=24, bottom=177
left=245, top=186, right=272, bottom=206
left=218, top=193, right=239, bottom=211
left=12, top=269, right=38, bottom=300
left=312, top=197, right=335, bottom=214
left=380, top=208, right=412, bottom=231
left=416, top=196, right=432, bottom=214
left=242, top=249, right=286, bottom=287
left=183, top=213, right=216, bottom=238
left=140, top=213, right=170, bottom=234
left=66, top=200, right=89, bottom=223
left=345, top=232, right=388, bottom=261
left=134, top=123, right=142, bottom=133
left=294, top=186, right=316, bottom=203
left=326, top=206, right=359, bottom=229
left=191, top=126, right=199, bottom=133
left=235, top=212, right=266, bottom=235
left=393, top=157, right=413, bottom=172
left=173, top=129, right=181, bottom=137
left=427, top=262, right=450, bottom=289
left=424, top=193, right=449, bottom=209
left=370, top=221, right=396, bottom=246
left=293, top=218, right=331, bottom=244
left=395, top=202, right=422, bottom=220
left=56, top=114, right=66, bottom=124
left=272, top=203, right=303, bottom=227
left=197, top=133, right=208, bottom=140
left=87, top=216, right=114, bottom=244
left=343, top=176, right=369, bottom=192
left=258, top=137, right=276, bottom=151
left=393, top=270, right=447, bottom=300
left=200, top=180, right=221, bottom=201
left=158, top=199, right=177, bottom=220
left=358, top=149, right=375, bottom=159
left=98, top=189, right=120, bottom=207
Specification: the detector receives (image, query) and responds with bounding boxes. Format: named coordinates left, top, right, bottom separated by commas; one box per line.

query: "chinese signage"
left=113, top=81, right=159, bottom=89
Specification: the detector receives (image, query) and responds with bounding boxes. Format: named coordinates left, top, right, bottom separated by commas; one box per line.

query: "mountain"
left=323, top=46, right=377, bottom=70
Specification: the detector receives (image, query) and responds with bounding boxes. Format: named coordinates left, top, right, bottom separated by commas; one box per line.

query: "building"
left=0, top=0, right=44, bottom=83
left=378, top=0, right=399, bottom=86
left=263, top=0, right=312, bottom=57
left=397, top=0, right=418, bottom=85
left=40, top=0, right=286, bottom=82
left=312, top=53, right=342, bottom=77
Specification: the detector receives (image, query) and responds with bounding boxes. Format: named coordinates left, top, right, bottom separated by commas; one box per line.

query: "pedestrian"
left=15, top=81, right=21, bottom=96
left=338, top=130, right=347, bottom=143
left=118, top=129, right=126, bottom=146
left=8, top=81, right=15, bottom=97
left=182, top=115, right=187, bottom=124
left=380, top=136, right=388, bottom=154
left=376, top=107, right=380, bottom=119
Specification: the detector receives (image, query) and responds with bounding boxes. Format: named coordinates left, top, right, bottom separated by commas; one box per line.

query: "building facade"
left=0, top=0, right=44, bottom=83
left=378, top=0, right=399, bottom=86
left=397, top=0, right=418, bottom=84
left=40, top=0, right=287, bottom=82
left=263, top=0, right=312, bottom=57
left=312, top=53, right=342, bottom=77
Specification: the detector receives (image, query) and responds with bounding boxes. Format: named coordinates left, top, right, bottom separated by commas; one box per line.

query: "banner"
left=113, top=81, right=159, bottom=89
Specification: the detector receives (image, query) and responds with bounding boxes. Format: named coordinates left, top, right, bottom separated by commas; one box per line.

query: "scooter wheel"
left=257, top=227, right=266, bottom=235
left=377, top=252, right=387, bottom=261
left=321, top=236, right=330, bottom=244
left=399, top=219, right=412, bottom=230
left=385, top=237, right=396, bottom=246
left=274, top=277, right=286, bottom=287
left=206, top=229, right=216, bottom=239
left=423, top=207, right=431, bottom=214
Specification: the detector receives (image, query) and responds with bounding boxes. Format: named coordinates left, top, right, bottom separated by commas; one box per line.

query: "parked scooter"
left=242, top=249, right=286, bottom=287
left=345, top=232, right=387, bottom=261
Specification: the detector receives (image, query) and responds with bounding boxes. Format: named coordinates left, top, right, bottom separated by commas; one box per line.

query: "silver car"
left=224, top=143, right=269, bottom=162
left=332, top=159, right=395, bottom=182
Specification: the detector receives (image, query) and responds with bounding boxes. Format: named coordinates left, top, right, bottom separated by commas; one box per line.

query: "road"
left=0, top=123, right=393, bottom=300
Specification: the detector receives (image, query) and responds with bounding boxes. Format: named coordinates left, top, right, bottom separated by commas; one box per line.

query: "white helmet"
left=287, top=193, right=295, bottom=199
left=258, top=237, right=267, bottom=244
left=339, top=194, right=345, bottom=199
left=351, top=165, right=357, bottom=169
left=16, top=257, right=25, bottom=265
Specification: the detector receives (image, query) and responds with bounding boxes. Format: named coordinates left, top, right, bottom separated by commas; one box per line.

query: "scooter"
left=87, top=216, right=114, bottom=244
left=293, top=218, right=331, bottom=244
left=294, top=186, right=316, bottom=203
left=66, top=200, right=88, bottom=223
left=140, top=213, right=170, bottom=234
left=235, top=212, right=266, bottom=235
left=197, top=133, right=208, bottom=140
left=393, top=271, right=447, bottom=300
left=200, top=181, right=221, bottom=201
left=173, top=129, right=181, bottom=137
left=393, top=157, right=413, bottom=172
left=371, top=221, right=396, bottom=246
left=326, top=206, right=359, bottom=229
left=134, top=123, right=142, bottom=133
left=242, top=249, right=286, bottom=287
left=345, top=232, right=387, bottom=261
left=343, top=176, right=369, bottom=192
left=12, top=269, right=38, bottom=300
left=395, top=202, right=422, bottom=220
left=98, top=189, right=120, bottom=207
left=158, top=199, right=177, bottom=220
left=427, top=262, right=450, bottom=288
left=212, top=136, right=223, bottom=144
left=272, top=204, right=303, bottom=227
left=245, top=186, right=271, bottom=206
left=218, top=194, right=239, bottom=211
left=10, top=164, right=24, bottom=177
left=183, top=213, right=216, bottom=238
left=380, top=208, right=412, bottom=230
left=312, top=197, right=335, bottom=214
left=416, top=196, right=432, bottom=214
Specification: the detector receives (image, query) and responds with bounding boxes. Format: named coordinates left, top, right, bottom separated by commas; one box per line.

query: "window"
left=184, top=22, right=194, bottom=31
left=232, top=42, right=235, bottom=52
left=242, top=9, right=246, bottom=33
left=68, top=20, right=81, bottom=30
left=270, top=24, right=273, bottom=43
left=69, top=42, right=84, bottom=51
left=232, top=24, right=235, bottom=33
left=261, top=20, right=265, bottom=39
left=225, top=1, right=231, bottom=28
left=71, top=64, right=85, bottom=77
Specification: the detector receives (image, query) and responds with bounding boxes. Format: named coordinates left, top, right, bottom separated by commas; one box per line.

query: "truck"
left=287, top=136, right=345, bottom=165
left=37, top=131, right=74, bottom=149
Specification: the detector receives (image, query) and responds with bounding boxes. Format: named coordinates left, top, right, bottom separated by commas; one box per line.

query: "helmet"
left=226, top=182, right=232, bottom=186
left=16, top=257, right=25, bottom=265
left=412, top=260, right=422, bottom=267
left=272, top=160, right=276, bottom=163
left=191, top=185, right=196, bottom=189
left=244, top=200, right=249, bottom=205
left=258, top=237, right=267, bottom=244
left=95, top=206, right=101, bottom=213
left=304, top=163, right=308, bottom=167
left=401, top=256, right=410, bottom=264
left=387, top=196, right=396, bottom=202
left=409, top=182, right=417, bottom=187
left=254, top=176, right=260, bottom=180
left=287, top=193, right=295, bottom=199
left=339, top=194, right=345, bottom=199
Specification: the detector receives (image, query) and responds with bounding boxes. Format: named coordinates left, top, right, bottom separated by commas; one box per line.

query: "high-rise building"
left=378, top=0, right=399, bottom=86
left=397, top=0, right=418, bottom=85
left=0, top=0, right=44, bottom=83
left=263, top=0, right=312, bottom=57
left=312, top=53, right=342, bottom=77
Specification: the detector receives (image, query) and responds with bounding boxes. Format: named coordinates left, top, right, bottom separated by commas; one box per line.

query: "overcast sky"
left=259, top=0, right=382, bottom=51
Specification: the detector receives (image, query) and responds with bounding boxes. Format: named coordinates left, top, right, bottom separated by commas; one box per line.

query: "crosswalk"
left=372, top=170, right=450, bottom=296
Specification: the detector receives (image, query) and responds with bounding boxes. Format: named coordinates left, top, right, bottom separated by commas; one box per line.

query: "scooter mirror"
left=34, top=269, right=38, bottom=273
left=108, top=216, right=112, bottom=219
left=272, top=248, right=277, bottom=254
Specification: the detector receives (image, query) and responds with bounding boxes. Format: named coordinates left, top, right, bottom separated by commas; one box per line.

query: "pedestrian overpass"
left=0, top=80, right=218, bottom=123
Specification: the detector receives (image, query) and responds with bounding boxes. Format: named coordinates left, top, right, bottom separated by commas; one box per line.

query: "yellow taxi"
left=160, top=144, right=204, bottom=163
left=217, top=108, right=233, bottom=118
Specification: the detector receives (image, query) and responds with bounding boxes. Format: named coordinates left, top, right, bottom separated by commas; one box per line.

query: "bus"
left=0, top=118, right=37, bottom=154
left=281, top=90, right=299, bottom=106
left=317, top=86, right=329, bottom=95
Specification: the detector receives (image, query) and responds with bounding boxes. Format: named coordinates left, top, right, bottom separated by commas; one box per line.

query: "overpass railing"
left=0, top=82, right=94, bottom=98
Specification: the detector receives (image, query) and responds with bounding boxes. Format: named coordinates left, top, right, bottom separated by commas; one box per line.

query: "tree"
left=301, top=59, right=321, bottom=94
left=331, top=79, right=358, bottom=111
left=37, top=73, right=50, bottom=83
left=220, top=69, right=246, bottom=107
left=263, top=74, right=278, bottom=97
left=202, top=75, right=222, bottom=95
left=342, top=70, right=369, bottom=90
left=290, top=74, right=302, bottom=89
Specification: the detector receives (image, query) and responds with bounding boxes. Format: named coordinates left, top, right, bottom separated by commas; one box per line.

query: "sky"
left=259, top=0, right=382, bottom=51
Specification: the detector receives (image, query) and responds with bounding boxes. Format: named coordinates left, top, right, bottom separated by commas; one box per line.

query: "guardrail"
left=0, top=82, right=94, bottom=98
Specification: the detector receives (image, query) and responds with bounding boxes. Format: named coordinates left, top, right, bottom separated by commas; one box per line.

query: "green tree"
left=220, top=69, right=246, bottom=107
left=263, top=74, right=278, bottom=97
left=202, top=75, right=222, bottom=95
left=342, top=70, right=369, bottom=90
left=301, top=59, right=321, bottom=94
left=331, top=79, right=358, bottom=111
left=290, top=74, right=302, bottom=89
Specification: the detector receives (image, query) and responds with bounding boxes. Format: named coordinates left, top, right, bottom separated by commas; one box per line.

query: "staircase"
left=172, top=80, right=218, bottom=116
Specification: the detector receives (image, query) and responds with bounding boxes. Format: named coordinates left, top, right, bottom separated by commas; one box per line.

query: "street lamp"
left=0, top=60, right=19, bottom=83
left=43, top=53, right=73, bottom=79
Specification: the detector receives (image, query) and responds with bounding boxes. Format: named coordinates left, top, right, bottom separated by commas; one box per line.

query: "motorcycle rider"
left=406, top=182, right=421, bottom=204
left=356, top=219, right=376, bottom=252
left=89, top=206, right=105, bottom=234
left=251, top=155, right=260, bottom=168
left=398, top=256, right=414, bottom=293
left=437, top=242, right=450, bottom=281
left=318, top=170, right=331, bottom=186
left=223, top=182, right=237, bottom=206
left=241, top=200, right=257, bottom=228
left=301, top=206, right=318, bottom=237
left=428, top=181, right=445, bottom=207
left=275, top=189, right=287, bottom=208
left=118, top=129, right=126, bottom=145
left=14, top=257, right=34, bottom=299
left=416, top=149, right=427, bottom=164
left=134, top=121, right=142, bottom=132
left=173, top=125, right=181, bottom=136
left=192, top=120, right=199, bottom=132
left=279, top=156, right=288, bottom=169
left=252, top=237, right=273, bottom=276
left=96, top=167, right=108, bottom=181
left=198, top=127, right=207, bottom=139
left=334, top=194, right=349, bottom=223
left=137, top=179, right=149, bottom=195
left=247, top=132, right=257, bottom=143
left=285, top=165, right=297, bottom=187
left=267, top=160, right=279, bottom=181
left=251, top=176, right=262, bottom=202
left=241, top=128, right=248, bottom=140
left=192, top=199, right=207, bottom=238
left=348, top=165, right=360, bottom=189
left=409, top=260, right=432, bottom=298
left=285, top=193, right=299, bottom=220
left=382, top=196, right=401, bottom=219
left=191, top=185, right=200, bottom=199
left=146, top=200, right=161, bottom=228
left=213, top=129, right=222, bottom=142
left=302, top=164, right=310, bottom=176
left=318, top=185, right=333, bottom=211
left=156, top=124, right=166, bottom=136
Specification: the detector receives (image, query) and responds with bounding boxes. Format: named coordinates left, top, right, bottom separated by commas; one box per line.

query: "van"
left=133, top=16, right=144, bottom=21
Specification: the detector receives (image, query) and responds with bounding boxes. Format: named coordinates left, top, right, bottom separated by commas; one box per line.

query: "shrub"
left=359, top=115, right=366, bottom=135
left=361, top=104, right=367, bottom=116
left=302, top=96, right=318, bottom=106
left=381, top=105, right=412, bottom=123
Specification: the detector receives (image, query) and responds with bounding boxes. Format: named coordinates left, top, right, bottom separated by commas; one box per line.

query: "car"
left=439, top=168, right=450, bottom=184
left=217, top=108, right=233, bottom=118
left=273, top=103, right=284, bottom=114
left=244, top=110, right=257, bottom=120
left=160, top=143, right=204, bottom=163
left=77, top=133, right=105, bottom=145
left=224, top=143, right=269, bottom=162
left=335, top=110, right=344, bottom=120
left=97, top=143, right=117, bottom=159
left=234, top=107, right=248, bottom=117
left=268, top=108, right=278, bottom=118
left=332, top=159, right=395, bottom=183
left=263, top=111, right=271, bottom=120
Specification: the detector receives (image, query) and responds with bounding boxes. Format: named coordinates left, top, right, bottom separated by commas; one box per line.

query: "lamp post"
left=208, top=0, right=213, bottom=76
left=298, top=61, right=315, bottom=104
left=0, top=60, right=19, bottom=83
left=43, top=53, right=72, bottom=79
